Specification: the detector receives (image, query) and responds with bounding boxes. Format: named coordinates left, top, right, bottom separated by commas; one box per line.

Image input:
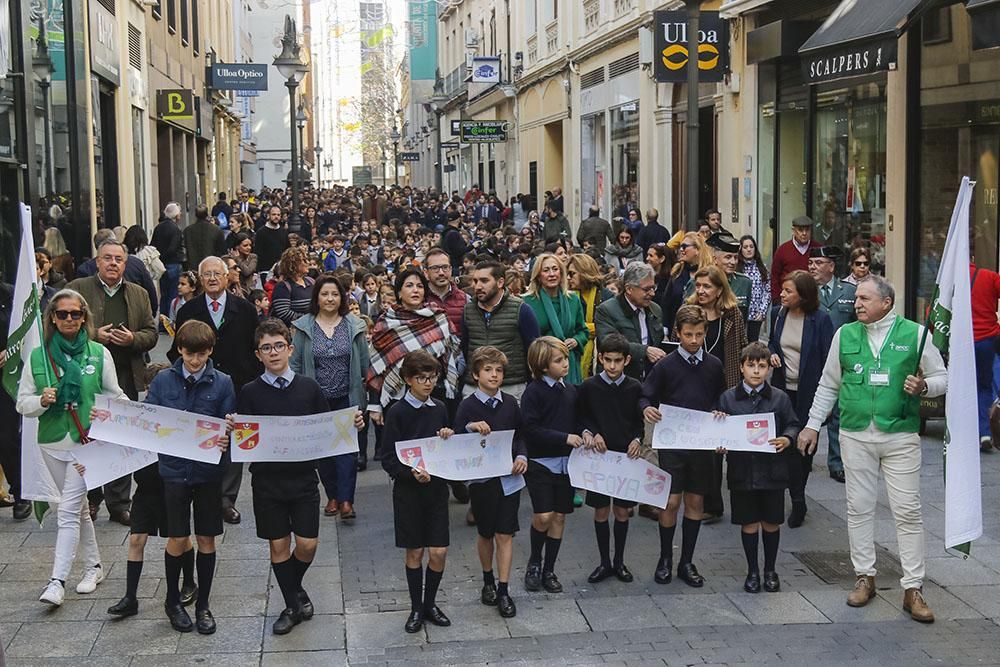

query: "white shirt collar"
left=404, top=391, right=436, bottom=409
left=474, top=389, right=502, bottom=404
left=206, top=291, right=228, bottom=309
left=99, top=276, right=124, bottom=295
left=599, top=371, right=625, bottom=386
left=742, top=381, right=762, bottom=395
left=793, top=239, right=811, bottom=254
left=677, top=347, right=704, bottom=363
left=262, top=367, right=295, bottom=387
left=542, top=375, right=566, bottom=388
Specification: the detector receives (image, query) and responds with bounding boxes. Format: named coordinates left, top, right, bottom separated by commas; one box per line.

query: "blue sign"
left=471, top=57, right=501, bottom=84
left=210, top=63, right=269, bottom=91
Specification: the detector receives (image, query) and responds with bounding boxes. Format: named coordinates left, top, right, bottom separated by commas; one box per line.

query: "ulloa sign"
left=653, top=11, right=729, bottom=83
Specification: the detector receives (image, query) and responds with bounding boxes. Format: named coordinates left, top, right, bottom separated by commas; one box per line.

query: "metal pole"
left=40, top=80, right=53, bottom=195
left=393, top=141, right=399, bottom=187
left=686, top=0, right=700, bottom=232
left=287, top=80, right=300, bottom=233
left=434, top=111, right=443, bottom=193
left=298, top=124, right=305, bottom=189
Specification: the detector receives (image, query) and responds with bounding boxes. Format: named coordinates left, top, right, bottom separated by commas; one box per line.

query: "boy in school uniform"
left=143, top=320, right=235, bottom=634
left=717, top=342, right=800, bottom=593
left=641, top=304, right=726, bottom=587
left=230, top=318, right=364, bottom=636
left=577, top=333, right=645, bottom=584
left=380, top=350, right=456, bottom=634
left=520, top=336, right=584, bottom=594
left=454, top=346, right=528, bottom=619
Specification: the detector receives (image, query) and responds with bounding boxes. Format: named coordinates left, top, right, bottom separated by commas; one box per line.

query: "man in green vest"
left=798, top=276, right=946, bottom=623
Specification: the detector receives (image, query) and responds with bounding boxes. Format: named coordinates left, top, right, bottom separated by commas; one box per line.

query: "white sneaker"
left=39, top=579, right=65, bottom=606
left=76, top=565, right=104, bottom=594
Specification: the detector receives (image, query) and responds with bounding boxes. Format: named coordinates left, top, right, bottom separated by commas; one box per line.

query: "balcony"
left=584, top=0, right=600, bottom=34
left=545, top=20, right=559, bottom=55
left=526, top=34, right=538, bottom=66
left=443, top=64, right=467, bottom=99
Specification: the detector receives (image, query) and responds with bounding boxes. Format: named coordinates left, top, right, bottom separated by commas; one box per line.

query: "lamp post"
left=380, top=148, right=387, bottom=188
left=296, top=102, right=307, bottom=191
left=314, top=146, right=323, bottom=188
left=685, top=0, right=700, bottom=231
left=429, top=73, right=447, bottom=194
left=273, top=15, right=309, bottom=233
left=389, top=126, right=401, bottom=187
left=324, top=159, right=333, bottom=186
left=33, top=15, right=54, bottom=196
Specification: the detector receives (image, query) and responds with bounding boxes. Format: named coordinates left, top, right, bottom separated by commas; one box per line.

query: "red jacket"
left=770, top=239, right=821, bottom=298
left=971, top=263, right=1000, bottom=341
left=426, top=283, right=471, bottom=335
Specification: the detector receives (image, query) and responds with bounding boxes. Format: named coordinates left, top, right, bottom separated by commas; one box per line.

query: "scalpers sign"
left=803, top=39, right=898, bottom=84
left=653, top=11, right=729, bottom=83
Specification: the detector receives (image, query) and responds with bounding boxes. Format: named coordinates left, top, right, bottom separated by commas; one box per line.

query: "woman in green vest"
left=523, top=253, right=589, bottom=385
left=16, top=289, right=127, bottom=608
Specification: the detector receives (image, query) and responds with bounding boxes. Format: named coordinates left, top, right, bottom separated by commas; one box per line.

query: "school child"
left=520, top=336, right=583, bottom=594
left=232, top=318, right=363, bottom=636
left=717, top=342, right=800, bottom=593
left=576, top=333, right=644, bottom=584
left=135, top=320, right=235, bottom=634
left=454, top=346, right=527, bottom=618
left=640, top=304, right=726, bottom=587
left=249, top=289, right=270, bottom=320
left=380, top=350, right=455, bottom=634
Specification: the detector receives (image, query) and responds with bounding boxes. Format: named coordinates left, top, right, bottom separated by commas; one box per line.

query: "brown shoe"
left=88, top=503, right=99, bottom=522
left=324, top=499, right=339, bottom=516
left=340, top=502, right=356, bottom=522
left=637, top=504, right=661, bottom=522
left=846, top=575, right=876, bottom=607
left=903, top=587, right=935, bottom=623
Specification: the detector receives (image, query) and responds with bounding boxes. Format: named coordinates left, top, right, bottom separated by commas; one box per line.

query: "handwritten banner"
left=71, top=440, right=159, bottom=491
left=395, top=430, right=515, bottom=482
left=231, top=406, right=359, bottom=463
left=89, top=397, right=226, bottom=464
left=568, top=448, right=671, bottom=509
left=652, top=405, right=777, bottom=453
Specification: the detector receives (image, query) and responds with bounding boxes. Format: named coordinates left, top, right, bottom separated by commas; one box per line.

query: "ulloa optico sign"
left=653, top=11, right=729, bottom=83
left=209, top=63, right=269, bottom=91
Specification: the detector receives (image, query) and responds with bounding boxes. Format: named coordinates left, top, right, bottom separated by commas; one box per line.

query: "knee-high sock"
left=612, top=520, right=629, bottom=567
left=594, top=521, right=611, bottom=566
left=291, top=554, right=311, bottom=592
left=542, top=536, right=562, bottom=573
left=181, top=548, right=195, bottom=588
left=658, top=524, right=675, bottom=561
left=741, top=531, right=760, bottom=574
left=679, top=517, right=702, bottom=565
left=195, top=551, right=216, bottom=611
left=405, top=566, right=423, bottom=612
left=164, top=552, right=183, bottom=607
left=271, top=559, right=299, bottom=610
left=762, top=529, right=780, bottom=572
left=125, top=560, right=143, bottom=600
left=529, top=527, right=546, bottom=565
left=423, top=566, right=443, bottom=609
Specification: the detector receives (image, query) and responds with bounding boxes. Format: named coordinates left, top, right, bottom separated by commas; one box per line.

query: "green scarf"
left=47, top=330, right=89, bottom=408
left=539, top=290, right=583, bottom=385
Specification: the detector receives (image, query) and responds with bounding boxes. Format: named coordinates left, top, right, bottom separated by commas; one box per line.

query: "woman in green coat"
left=523, top=253, right=589, bottom=385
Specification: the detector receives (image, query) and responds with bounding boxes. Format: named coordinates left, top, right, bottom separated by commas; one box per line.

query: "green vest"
left=837, top=317, right=921, bottom=433
left=30, top=341, right=105, bottom=444
left=463, top=292, right=529, bottom=386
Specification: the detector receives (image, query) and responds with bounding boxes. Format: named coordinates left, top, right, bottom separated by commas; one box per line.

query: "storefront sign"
left=156, top=89, right=196, bottom=132
left=450, top=119, right=461, bottom=136
left=89, top=1, right=119, bottom=85
left=975, top=100, right=1000, bottom=124
left=653, top=11, right=729, bottom=83
left=460, top=120, right=507, bottom=143
left=471, top=56, right=501, bottom=84
left=399, top=152, right=420, bottom=162
left=802, top=39, right=897, bottom=85
left=441, top=141, right=460, bottom=149
left=209, top=63, right=268, bottom=91
left=352, top=165, right=373, bottom=185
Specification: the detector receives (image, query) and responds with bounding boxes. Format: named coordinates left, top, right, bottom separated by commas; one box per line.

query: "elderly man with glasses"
left=594, top=262, right=665, bottom=381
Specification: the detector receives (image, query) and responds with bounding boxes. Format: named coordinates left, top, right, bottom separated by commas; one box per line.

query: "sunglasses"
left=679, top=243, right=694, bottom=250
left=54, top=310, right=84, bottom=321
left=854, top=261, right=870, bottom=267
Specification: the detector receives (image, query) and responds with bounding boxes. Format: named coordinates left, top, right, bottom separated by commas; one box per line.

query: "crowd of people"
left=0, top=180, right=951, bottom=638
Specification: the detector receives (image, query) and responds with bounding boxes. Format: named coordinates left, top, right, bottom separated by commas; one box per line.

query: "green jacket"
left=594, top=294, right=664, bottom=380
left=290, top=313, right=370, bottom=409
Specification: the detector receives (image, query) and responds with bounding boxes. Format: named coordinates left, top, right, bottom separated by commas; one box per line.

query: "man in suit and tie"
left=170, top=256, right=261, bottom=524
left=809, top=245, right=857, bottom=483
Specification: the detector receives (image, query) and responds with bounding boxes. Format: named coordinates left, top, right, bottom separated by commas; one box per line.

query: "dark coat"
left=76, top=255, right=158, bottom=318
left=169, top=293, right=262, bottom=389
left=594, top=294, right=664, bottom=380
left=718, top=382, right=801, bottom=491
left=768, top=307, right=834, bottom=423
left=183, top=220, right=226, bottom=271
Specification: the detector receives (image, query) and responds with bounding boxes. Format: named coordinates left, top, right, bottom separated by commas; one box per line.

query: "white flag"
left=927, top=176, right=982, bottom=554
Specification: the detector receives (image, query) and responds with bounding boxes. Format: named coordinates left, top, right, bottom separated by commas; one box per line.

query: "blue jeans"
left=159, top=263, right=182, bottom=320
left=974, top=336, right=998, bottom=438
left=317, top=396, right=359, bottom=503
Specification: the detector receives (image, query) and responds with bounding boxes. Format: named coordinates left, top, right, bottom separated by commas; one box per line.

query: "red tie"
left=211, top=300, right=220, bottom=312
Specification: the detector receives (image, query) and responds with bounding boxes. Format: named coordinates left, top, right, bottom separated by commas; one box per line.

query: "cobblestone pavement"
left=2, top=355, right=999, bottom=665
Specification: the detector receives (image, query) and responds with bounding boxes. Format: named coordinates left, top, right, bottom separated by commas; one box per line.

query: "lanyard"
left=873, top=315, right=900, bottom=366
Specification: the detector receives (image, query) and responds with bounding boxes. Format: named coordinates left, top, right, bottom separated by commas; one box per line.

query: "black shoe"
left=423, top=605, right=451, bottom=627
left=272, top=607, right=302, bottom=635
left=450, top=482, right=470, bottom=504
left=587, top=564, right=613, bottom=584
left=110, top=510, right=131, bottom=527
left=613, top=563, right=634, bottom=583
left=404, top=610, right=423, bottom=633
left=356, top=456, right=368, bottom=472
left=481, top=583, right=498, bottom=606
left=12, top=500, right=31, bottom=522
left=541, top=571, right=563, bottom=593
left=107, top=596, right=138, bottom=617
left=763, top=570, right=781, bottom=593
left=180, top=582, right=198, bottom=607
left=677, top=562, right=705, bottom=588
left=165, top=603, right=193, bottom=633
left=788, top=501, right=807, bottom=528
left=195, top=608, right=216, bottom=635
left=654, top=557, right=672, bottom=584
left=830, top=470, right=846, bottom=483
left=524, top=563, right=542, bottom=592
left=297, top=590, right=314, bottom=620
left=743, top=572, right=761, bottom=594
left=497, top=593, right=516, bottom=618
left=223, top=506, right=241, bottom=525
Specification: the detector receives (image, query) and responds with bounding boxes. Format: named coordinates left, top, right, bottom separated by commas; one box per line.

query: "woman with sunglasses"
left=662, top=233, right=714, bottom=334
left=843, top=247, right=872, bottom=285
left=738, top=235, right=771, bottom=342
left=17, top=289, right=128, bottom=607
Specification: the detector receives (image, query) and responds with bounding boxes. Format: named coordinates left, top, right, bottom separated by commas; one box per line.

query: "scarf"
left=367, top=305, right=461, bottom=406
left=47, top=330, right=89, bottom=408
left=579, top=287, right=598, bottom=379
left=539, top=290, right=583, bottom=385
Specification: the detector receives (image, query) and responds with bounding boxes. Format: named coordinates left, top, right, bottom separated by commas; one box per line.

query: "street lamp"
left=314, top=146, right=323, bottom=188
left=429, top=71, right=447, bottom=193
left=296, top=102, right=307, bottom=192
left=380, top=148, right=387, bottom=188
left=389, top=126, right=401, bottom=187
left=33, top=15, right=55, bottom=196
left=273, top=15, right=309, bottom=233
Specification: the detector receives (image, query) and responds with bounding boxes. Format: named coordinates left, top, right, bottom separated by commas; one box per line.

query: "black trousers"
left=703, top=453, right=725, bottom=517
left=784, top=389, right=813, bottom=504
left=0, top=392, right=22, bottom=501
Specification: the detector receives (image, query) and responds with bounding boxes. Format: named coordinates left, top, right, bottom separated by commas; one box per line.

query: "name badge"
left=869, top=368, right=890, bottom=386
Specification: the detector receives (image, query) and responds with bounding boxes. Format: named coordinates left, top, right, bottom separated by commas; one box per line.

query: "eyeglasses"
left=99, top=255, right=124, bottom=264
left=854, top=261, right=870, bottom=267
left=629, top=284, right=657, bottom=293
left=426, top=264, right=451, bottom=273
left=257, top=342, right=288, bottom=354
left=201, top=271, right=225, bottom=279
left=54, top=310, right=84, bottom=321
left=412, top=374, right=438, bottom=384
left=678, top=243, right=694, bottom=251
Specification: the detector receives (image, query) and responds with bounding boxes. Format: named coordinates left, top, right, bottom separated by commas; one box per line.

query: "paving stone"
left=176, top=615, right=264, bottom=654
left=924, top=556, right=1000, bottom=586
left=504, top=598, right=591, bottom=637
left=0, top=621, right=21, bottom=649
left=261, top=649, right=350, bottom=666
left=577, top=594, right=669, bottom=631
left=725, top=591, right=831, bottom=625
left=346, top=610, right=426, bottom=650
left=131, top=652, right=262, bottom=666
left=423, top=601, right=511, bottom=642
left=267, top=578, right=344, bottom=615
left=948, top=584, right=1000, bottom=618
left=11, top=658, right=132, bottom=667
left=5, top=620, right=103, bottom=658
left=652, top=591, right=750, bottom=626
left=91, top=618, right=180, bottom=655
left=262, top=613, right=345, bottom=652
left=799, top=588, right=905, bottom=623
left=876, top=582, right=983, bottom=621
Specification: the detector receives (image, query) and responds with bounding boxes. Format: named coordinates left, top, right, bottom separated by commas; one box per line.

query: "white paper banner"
left=652, top=405, right=778, bottom=453
left=568, top=448, right=671, bottom=509
left=395, top=430, right=515, bottom=482
left=231, top=407, right=359, bottom=463
left=71, top=440, right=159, bottom=491
left=89, top=397, right=226, bottom=464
